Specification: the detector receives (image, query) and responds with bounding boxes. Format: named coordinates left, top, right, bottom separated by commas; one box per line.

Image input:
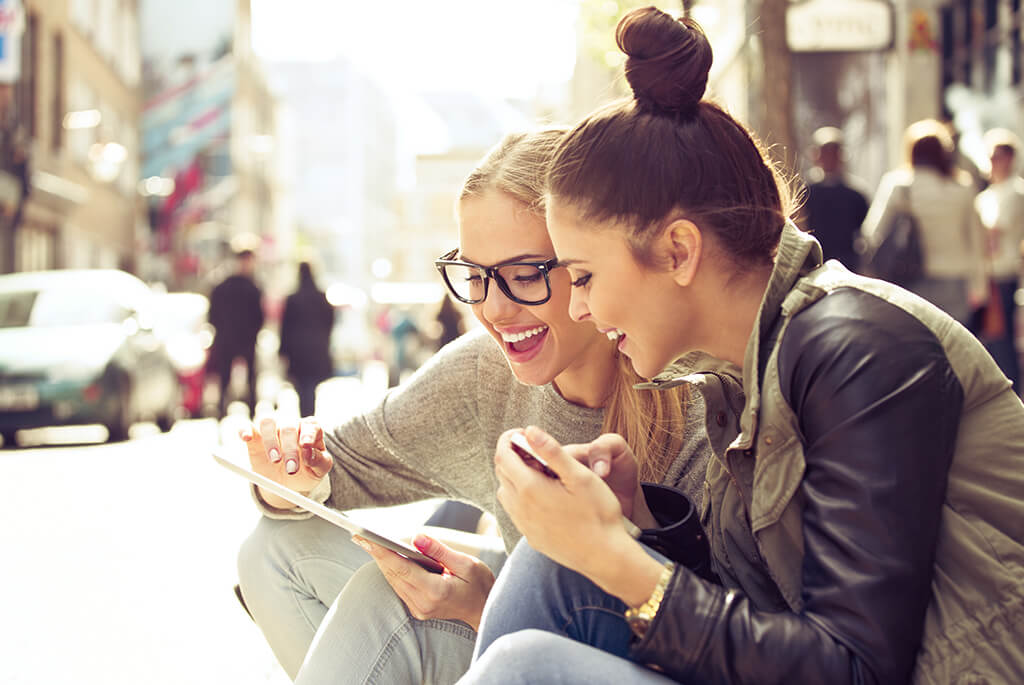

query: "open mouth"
left=604, top=328, right=626, bottom=349
left=501, top=325, right=549, bottom=354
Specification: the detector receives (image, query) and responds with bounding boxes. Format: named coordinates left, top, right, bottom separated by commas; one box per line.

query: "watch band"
left=625, top=560, right=676, bottom=639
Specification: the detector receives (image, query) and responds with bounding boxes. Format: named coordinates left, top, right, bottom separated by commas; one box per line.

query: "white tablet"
left=213, top=450, right=445, bottom=574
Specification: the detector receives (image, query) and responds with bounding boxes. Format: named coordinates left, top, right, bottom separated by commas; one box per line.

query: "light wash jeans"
left=458, top=539, right=678, bottom=685
left=238, top=514, right=505, bottom=684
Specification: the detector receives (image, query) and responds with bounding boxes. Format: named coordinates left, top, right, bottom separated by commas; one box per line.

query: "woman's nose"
left=479, top=280, right=520, bottom=320
left=567, top=288, right=589, bottom=322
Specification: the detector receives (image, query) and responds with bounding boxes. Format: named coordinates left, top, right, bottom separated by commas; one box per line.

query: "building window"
left=943, top=0, right=1023, bottom=94
left=51, top=33, right=64, bottom=153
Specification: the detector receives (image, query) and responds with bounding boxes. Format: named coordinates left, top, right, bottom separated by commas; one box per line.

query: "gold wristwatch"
left=625, top=560, right=676, bottom=639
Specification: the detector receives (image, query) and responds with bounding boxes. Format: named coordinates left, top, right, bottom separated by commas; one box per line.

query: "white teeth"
left=606, top=330, right=622, bottom=341
left=501, top=326, right=548, bottom=343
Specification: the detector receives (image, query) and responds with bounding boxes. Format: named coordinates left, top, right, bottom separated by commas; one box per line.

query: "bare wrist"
left=257, top=486, right=299, bottom=511
left=591, top=532, right=666, bottom=608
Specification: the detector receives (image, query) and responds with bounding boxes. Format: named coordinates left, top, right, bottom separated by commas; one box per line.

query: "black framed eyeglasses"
left=434, top=248, right=560, bottom=306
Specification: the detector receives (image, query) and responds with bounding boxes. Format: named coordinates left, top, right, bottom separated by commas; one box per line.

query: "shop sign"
left=0, top=0, right=24, bottom=83
left=787, top=0, right=893, bottom=53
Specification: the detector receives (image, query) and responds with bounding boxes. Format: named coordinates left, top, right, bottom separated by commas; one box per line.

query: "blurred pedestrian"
left=861, top=118, right=986, bottom=325
left=388, top=306, right=422, bottom=387
left=208, top=244, right=265, bottom=417
left=279, top=261, right=335, bottom=416
left=801, top=126, right=869, bottom=270
left=976, top=128, right=1024, bottom=392
left=434, top=293, right=467, bottom=349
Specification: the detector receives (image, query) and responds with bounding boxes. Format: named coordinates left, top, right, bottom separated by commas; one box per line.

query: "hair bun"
left=616, top=8, right=712, bottom=117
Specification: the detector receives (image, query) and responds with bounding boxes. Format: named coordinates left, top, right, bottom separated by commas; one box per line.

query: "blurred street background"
left=2, top=0, right=1024, bottom=681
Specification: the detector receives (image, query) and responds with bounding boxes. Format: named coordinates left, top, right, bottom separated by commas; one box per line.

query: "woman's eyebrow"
left=554, top=258, right=583, bottom=268
left=461, top=253, right=550, bottom=265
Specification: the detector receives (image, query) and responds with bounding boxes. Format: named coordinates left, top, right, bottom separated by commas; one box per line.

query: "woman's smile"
left=499, top=325, right=550, bottom=361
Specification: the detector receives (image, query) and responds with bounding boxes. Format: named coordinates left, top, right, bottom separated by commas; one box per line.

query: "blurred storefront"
left=138, top=0, right=279, bottom=292
left=692, top=0, right=1023, bottom=192
left=1, top=0, right=143, bottom=275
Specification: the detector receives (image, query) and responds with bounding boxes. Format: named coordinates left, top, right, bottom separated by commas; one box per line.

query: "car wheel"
left=1, top=430, right=16, bottom=448
left=156, top=410, right=175, bottom=432
left=106, top=381, right=133, bottom=443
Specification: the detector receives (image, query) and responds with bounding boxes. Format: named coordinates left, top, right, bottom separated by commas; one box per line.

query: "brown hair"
left=904, top=119, right=954, bottom=178
left=547, top=7, right=791, bottom=269
left=459, top=129, right=686, bottom=481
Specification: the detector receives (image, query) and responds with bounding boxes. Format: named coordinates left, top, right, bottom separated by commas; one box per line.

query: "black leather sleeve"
left=629, top=288, right=963, bottom=684
left=637, top=484, right=717, bottom=583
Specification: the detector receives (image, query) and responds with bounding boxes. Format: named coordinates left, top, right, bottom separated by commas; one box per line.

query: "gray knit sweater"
left=256, top=327, right=711, bottom=552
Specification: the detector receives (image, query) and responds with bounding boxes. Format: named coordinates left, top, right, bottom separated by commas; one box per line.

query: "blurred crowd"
left=798, top=119, right=1024, bottom=394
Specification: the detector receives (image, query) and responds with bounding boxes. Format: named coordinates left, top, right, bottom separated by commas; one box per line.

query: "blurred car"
left=152, top=291, right=212, bottom=418
left=0, top=269, right=181, bottom=445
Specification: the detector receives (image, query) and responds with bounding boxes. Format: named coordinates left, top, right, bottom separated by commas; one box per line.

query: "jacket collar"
left=736, top=221, right=823, bottom=447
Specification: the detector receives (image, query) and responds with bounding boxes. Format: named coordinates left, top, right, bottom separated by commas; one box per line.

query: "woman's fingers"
left=522, top=425, right=586, bottom=486
left=277, top=419, right=300, bottom=475
left=259, top=417, right=282, bottom=464
left=353, top=536, right=443, bottom=618
left=298, top=419, right=330, bottom=477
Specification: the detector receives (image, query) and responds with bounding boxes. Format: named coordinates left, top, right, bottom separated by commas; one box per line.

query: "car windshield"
left=0, top=289, right=132, bottom=328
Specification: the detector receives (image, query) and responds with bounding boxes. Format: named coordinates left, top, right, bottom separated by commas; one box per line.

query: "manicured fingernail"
left=353, top=537, right=371, bottom=552
left=285, top=459, right=298, bottom=475
left=594, top=461, right=610, bottom=477
left=268, top=448, right=280, bottom=462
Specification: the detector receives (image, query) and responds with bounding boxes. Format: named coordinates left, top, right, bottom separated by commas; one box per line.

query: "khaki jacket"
left=689, top=223, right=1024, bottom=683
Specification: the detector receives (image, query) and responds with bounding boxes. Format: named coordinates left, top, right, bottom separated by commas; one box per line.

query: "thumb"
left=412, top=535, right=476, bottom=580
left=584, top=443, right=612, bottom=478
left=586, top=433, right=629, bottom=478
left=522, top=425, right=569, bottom=474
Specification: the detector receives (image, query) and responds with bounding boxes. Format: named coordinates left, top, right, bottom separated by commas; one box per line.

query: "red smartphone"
left=509, top=431, right=558, bottom=479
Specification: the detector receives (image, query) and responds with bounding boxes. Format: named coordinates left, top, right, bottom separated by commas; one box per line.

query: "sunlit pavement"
left=0, top=370, right=440, bottom=685
left=0, top=419, right=289, bottom=684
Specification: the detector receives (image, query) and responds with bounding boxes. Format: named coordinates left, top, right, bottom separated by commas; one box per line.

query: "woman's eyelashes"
left=570, top=273, right=592, bottom=288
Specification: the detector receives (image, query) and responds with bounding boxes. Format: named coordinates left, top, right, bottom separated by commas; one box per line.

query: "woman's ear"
left=660, top=219, right=702, bottom=286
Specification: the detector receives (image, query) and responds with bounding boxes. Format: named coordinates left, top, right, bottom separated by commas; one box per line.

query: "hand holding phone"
left=509, top=431, right=558, bottom=479
left=508, top=430, right=642, bottom=539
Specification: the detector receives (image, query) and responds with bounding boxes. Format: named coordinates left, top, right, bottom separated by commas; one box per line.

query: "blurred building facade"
left=1, top=0, right=143, bottom=274
left=138, top=0, right=279, bottom=292
left=693, top=0, right=1024, bottom=193
left=389, top=92, right=531, bottom=287
left=264, top=57, right=399, bottom=290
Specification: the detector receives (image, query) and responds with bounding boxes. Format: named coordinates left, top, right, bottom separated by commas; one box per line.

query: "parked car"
left=0, top=269, right=181, bottom=445
left=152, top=291, right=212, bottom=418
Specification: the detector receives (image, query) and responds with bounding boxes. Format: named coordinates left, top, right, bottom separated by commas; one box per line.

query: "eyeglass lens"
left=442, top=263, right=548, bottom=304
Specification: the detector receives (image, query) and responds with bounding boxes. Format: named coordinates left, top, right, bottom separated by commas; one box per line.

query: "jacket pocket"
left=749, top=434, right=804, bottom=533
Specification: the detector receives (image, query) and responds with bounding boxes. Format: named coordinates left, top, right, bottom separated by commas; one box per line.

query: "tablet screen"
left=213, top=451, right=445, bottom=574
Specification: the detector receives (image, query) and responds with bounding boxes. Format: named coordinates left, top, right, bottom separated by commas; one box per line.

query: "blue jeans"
left=238, top=514, right=505, bottom=683
left=460, top=539, right=678, bottom=684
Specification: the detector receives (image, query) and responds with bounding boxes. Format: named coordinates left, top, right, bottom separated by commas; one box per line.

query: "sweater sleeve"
left=629, top=288, right=962, bottom=684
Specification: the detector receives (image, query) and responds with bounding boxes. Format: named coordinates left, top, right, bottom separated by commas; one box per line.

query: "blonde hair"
left=460, top=129, right=688, bottom=481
